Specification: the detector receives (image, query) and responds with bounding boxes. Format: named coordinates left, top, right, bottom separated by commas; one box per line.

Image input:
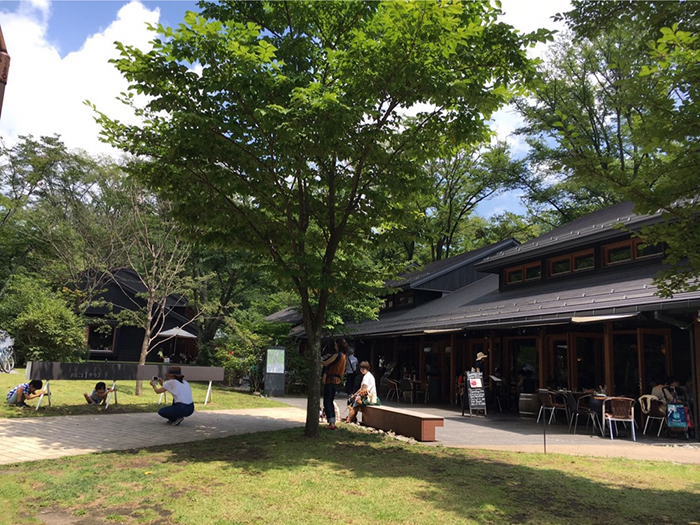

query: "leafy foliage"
left=96, top=0, right=545, bottom=436
left=0, top=274, right=86, bottom=363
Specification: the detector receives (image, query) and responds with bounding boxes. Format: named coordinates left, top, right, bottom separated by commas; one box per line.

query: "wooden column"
left=604, top=322, right=615, bottom=396
left=537, top=328, right=546, bottom=389
left=636, top=327, right=644, bottom=399
left=419, top=336, right=425, bottom=380
left=449, top=334, right=456, bottom=404
left=694, top=320, right=700, bottom=440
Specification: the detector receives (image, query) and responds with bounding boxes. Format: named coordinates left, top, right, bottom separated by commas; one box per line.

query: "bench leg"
left=204, top=380, right=213, bottom=405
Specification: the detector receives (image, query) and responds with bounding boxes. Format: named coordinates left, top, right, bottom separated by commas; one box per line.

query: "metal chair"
left=603, top=397, right=636, bottom=441
left=399, top=378, right=413, bottom=403
left=414, top=381, right=428, bottom=403
left=568, top=393, right=600, bottom=435
left=638, top=395, right=666, bottom=436
left=385, top=379, right=400, bottom=403
left=537, top=390, right=568, bottom=424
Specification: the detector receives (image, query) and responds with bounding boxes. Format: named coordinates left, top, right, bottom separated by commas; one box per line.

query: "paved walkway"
left=0, top=407, right=306, bottom=465
left=1, top=398, right=698, bottom=465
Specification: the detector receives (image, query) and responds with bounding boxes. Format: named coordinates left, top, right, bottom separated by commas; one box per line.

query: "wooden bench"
left=26, top=361, right=224, bottom=410
left=361, top=405, right=444, bottom=442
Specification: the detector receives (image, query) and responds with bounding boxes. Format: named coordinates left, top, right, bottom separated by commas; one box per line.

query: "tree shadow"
left=110, top=427, right=699, bottom=524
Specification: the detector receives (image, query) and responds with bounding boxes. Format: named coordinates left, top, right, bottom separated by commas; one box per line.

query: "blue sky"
left=0, top=0, right=570, bottom=218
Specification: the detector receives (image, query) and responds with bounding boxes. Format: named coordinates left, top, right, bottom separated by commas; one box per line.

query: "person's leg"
left=158, top=404, right=178, bottom=422
left=84, top=393, right=94, bottom=404
left=7, top=391, right=18, bottom=405
left=323, top=384, right=336, bottom=427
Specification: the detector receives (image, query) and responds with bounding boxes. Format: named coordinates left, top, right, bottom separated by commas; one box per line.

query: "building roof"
left=344, top=261, right=700, bottom=337
left=388, top=239, right=519, bottom=291
left=264, top=306, right=303, bottom=325
left=475, top=202, right=662, bottom=271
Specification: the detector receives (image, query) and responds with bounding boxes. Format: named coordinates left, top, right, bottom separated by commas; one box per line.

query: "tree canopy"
left=96, top=0, right=546, bottom=436
left=517, top=1, right=700, bottom=294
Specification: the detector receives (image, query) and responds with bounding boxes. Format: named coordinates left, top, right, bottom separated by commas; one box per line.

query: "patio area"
left=279, top=396, right=700, bottom=463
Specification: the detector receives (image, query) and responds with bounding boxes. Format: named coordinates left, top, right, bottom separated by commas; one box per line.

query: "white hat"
left=476, top=352, right=488, bottom=361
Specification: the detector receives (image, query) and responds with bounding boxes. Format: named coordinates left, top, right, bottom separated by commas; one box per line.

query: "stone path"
left=1, top=398, right=698, bottom=465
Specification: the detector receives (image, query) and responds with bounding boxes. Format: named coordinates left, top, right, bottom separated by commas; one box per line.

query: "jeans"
left=158, top=402, right=195, bottom=422
left=323, top=383, right=337, bottom=424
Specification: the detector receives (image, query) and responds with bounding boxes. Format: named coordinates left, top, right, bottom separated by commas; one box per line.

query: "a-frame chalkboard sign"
left=461, top=371, right=487, bottom=417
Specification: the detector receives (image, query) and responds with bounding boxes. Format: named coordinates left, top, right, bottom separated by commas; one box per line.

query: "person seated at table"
left=83, top=381, right=114, bottom=405
left=652, top=376, right=679, bottom=404
left=6, top=380, right=44, bottom=408
left=517, top=369, right=536, bottom=394
left=344, top=361, right=378, bottom=424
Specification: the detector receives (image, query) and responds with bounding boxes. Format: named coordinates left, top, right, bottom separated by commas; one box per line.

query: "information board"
left=466, top=371, right=487, bottom=416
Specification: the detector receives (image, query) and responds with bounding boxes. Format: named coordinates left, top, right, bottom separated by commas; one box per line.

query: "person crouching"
left=150, top=366, right=194, bottom=426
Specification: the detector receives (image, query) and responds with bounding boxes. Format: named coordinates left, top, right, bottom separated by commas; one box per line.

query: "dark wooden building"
left=84, top=268, right=196, bottom=362
left=342, top=202, right=700, bottom=428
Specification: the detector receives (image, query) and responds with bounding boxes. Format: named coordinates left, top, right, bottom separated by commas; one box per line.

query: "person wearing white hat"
left=474, top=351, right=488, bottom=374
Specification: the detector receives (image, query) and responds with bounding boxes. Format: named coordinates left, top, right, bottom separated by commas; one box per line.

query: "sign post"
left=464, top=371, right=487, bottom=417
left=264, top=346, right=285, bottom=397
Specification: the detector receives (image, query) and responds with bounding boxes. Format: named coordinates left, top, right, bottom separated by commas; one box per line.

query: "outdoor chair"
left=414, top=381, right=428, bottom=403
left=399, top=379, right=413, bottom=403
left=568, top=393, right=600, bottom=435
left=385, top=379, right=400, bottom=403
left=455, top=381, right=465, bottom=406
left=537, top=389, right=568, bottom=424
left=603, top=397, right=636, bottom=441
left=638, top=394, right=666, bottom=437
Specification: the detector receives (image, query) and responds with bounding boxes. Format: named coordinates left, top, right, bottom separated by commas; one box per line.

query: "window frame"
left=87, top=324, right=117, bottom=354
left=504, top=262, right=541, bottom=286
left=602, top=238, right=663, bottom=267
left=547, top=249, right=595, bottom=277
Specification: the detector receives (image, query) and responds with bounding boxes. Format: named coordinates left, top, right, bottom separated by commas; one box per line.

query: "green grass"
left=0, top=425, right=698, bottom=525
left=0, top=369, right=284, bottom=418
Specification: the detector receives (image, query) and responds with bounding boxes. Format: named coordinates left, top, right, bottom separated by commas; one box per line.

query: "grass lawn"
left=0, top=369, right=284, bottom=418
left=0, top=425, right=698, bottom=525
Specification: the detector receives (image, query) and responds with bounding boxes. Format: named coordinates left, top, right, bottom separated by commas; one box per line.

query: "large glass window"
left=87, top=325, right=115, bottom=353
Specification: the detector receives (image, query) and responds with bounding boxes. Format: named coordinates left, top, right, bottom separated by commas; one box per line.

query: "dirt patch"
left=29, top=503, right=174, bottom=525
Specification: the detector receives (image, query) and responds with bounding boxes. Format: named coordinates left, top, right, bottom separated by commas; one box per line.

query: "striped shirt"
left=7, top=383, right=30, bottom=401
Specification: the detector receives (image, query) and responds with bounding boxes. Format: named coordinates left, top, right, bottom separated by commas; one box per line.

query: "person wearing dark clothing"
left=344, top=348, right=358, bottom=395
left=321, top=338, right=347, bottom=430
left=474, top=352, right=488, bottom=374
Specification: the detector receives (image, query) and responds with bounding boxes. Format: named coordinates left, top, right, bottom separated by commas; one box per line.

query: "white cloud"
left=0, top=0, right=159, bottom=155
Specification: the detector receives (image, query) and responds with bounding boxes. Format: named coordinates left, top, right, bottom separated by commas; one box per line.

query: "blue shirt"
left=7, top=383, right=30, bottom=401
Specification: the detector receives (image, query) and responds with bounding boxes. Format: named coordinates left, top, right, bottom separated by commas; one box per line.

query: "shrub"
left=0, top=274, right=87, bottom=362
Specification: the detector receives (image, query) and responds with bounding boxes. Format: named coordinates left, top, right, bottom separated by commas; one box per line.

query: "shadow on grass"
left=111, top=427, right=699, bottom=525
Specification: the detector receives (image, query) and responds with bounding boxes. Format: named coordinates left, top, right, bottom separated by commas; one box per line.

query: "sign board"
left=465, top=371, right=487, bottom=417
left=26, top=362, right=224, bottom=382
left=264, top=346, right=285, bottom=397
left=266, top=347, right=285, bottom=374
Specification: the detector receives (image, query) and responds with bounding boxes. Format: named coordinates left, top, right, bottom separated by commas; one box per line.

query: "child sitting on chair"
left=83, top=381, right=113, bottom=405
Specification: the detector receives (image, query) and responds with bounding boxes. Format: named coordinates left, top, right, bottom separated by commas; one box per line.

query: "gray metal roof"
left=475, top=202, right=662, bottom=271
left=388, top=239, right=518, bottom=291
left=344, top=261, right=700, bottom=337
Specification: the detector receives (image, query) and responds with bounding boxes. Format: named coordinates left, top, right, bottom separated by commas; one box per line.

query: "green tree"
left=523, top=1, right=700, bottom=295
left=0, top=274, right=86, bottom=363
left=95, top=0, right=545, bottom=436
left=422, top=141, right=525, bottom=261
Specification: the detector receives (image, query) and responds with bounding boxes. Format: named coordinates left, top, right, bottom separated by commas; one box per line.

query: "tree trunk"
left=304, top=328, right=322, bottom=438
left=135, top=297, right=155, bottom=396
